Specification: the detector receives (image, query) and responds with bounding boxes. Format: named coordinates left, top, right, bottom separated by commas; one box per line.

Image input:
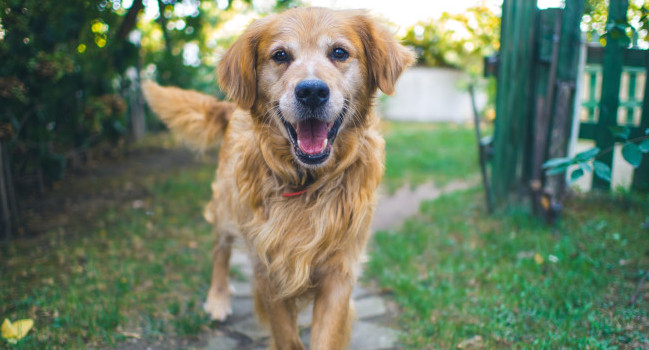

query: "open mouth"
left=280, top=110, right=345, bottom=166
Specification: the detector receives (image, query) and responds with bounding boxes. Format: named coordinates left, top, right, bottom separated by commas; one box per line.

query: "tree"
left=0, top=0, right=300, bottom=235
left=401, top=6, right=500, bottom=77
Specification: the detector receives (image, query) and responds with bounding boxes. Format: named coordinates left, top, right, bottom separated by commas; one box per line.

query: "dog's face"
left=218, top=7, right=414, bottom=167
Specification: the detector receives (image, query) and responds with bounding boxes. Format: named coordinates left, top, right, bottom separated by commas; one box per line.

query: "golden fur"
left=143, top=7, right=414, bottom=350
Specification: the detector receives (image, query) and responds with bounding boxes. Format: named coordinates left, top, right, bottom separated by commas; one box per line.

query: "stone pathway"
left=372, top=180, right=475, bottom=232
left=203, top=181, right=472, bottom=350
left=203, top=248, right=402, bottom=350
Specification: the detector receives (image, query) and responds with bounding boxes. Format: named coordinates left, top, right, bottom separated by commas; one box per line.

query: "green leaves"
left=610, top=126, right=649, bottom=168
left=542, top=157, right=572, bottom=176
left=542, top=148, right=600, bottom=178
left=569, top=168, right=584, bottom=184
left=543, top=129, right=649, bottom=186
left=593, top=161, right=612, bottom=182
left=622, top=142, right=643, bottom=168
left=603, top=19, right=633, bottom=46
left=574, top=147, right=600, bottom=162
left=639, top=139, right=649, bottom=153
left=542, top=157, right=572, bottom=169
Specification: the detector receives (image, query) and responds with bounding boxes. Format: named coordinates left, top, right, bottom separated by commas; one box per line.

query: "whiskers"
left=259, top=101, right=282, bottom=141
left=341, top=98, right=364, bottom=138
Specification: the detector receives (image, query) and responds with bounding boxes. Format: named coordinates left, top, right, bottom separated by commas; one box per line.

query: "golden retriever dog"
left=143, top=7, right=414, bottom=349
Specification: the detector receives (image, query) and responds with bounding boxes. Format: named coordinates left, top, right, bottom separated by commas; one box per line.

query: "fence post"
left=491, top=0, right=539, bottom=205
left=632, top=57, right=649, bottom=191
left=544, top=0, right=586, bottom=199
left=593, top=0, right=628, bottom=190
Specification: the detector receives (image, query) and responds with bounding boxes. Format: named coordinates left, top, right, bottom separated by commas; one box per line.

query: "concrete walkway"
left=203, top=181, right=471, bottom=350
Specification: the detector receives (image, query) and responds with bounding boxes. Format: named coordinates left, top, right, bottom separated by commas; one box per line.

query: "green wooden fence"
left=578, top=43, right=649, bottom=191
left=490, top=0, right=649, bottom=216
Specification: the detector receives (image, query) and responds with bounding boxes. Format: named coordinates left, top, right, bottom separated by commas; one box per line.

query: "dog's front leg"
left=310, top=273, right=354, bottom=350
left=254, top=274, right=304, bottom=350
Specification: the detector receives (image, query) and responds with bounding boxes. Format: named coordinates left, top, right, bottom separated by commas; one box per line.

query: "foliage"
left=401, top=6, right=500, bottom=76
left=543, top=127, right=649, bottom=184
left=368, top=188, right=649, bottom=349
left=0, top=0, right=301, bottom=191
left=0, top=0, right=135, bottom=182
left=582, top=0, right=649, bottom=45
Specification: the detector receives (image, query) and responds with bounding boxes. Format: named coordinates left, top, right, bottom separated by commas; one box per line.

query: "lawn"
left=1, top=142, right=219, bottom=349
left=381, top=121, right=479, bottom=192
left=367, top=188, right=649, bottom=349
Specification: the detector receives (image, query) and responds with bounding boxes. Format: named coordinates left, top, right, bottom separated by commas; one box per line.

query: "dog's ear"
left=355, top=14, right=416, bottom=95
left=218, top=18, right=269, bottom=110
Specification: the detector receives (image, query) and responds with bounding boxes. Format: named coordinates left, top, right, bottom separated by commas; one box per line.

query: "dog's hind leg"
left=203, top=227, right=234, bottom=321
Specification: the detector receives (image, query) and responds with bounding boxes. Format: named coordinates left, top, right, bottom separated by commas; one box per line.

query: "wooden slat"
left=491, top=0, right=539, bottom=204
left=531, top=9, right=562, bottom=215
left=578, top=122, right=597, bottom=139
left=632, top=51, right=649, bottom=191
left=586, top=46, right=647, bottom=67
left=593, top=0, right=628, bottom=190
left=545, top=0, right=586, bottom=199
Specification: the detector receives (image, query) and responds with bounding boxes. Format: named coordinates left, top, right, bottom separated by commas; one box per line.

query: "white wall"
left=380, top=67, right=487, bottom=122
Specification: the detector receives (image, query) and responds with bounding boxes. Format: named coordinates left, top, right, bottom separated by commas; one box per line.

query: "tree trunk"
left=116, top=0, right=144, bottom=41
left=0, top=143, right=11, bottom=239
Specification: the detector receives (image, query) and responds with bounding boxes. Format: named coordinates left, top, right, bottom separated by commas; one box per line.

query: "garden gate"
left=489, top=0, right=649, bottom=217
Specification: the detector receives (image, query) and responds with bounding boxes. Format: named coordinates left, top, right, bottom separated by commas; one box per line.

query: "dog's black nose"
left=295, top=80, right=329, bottom=110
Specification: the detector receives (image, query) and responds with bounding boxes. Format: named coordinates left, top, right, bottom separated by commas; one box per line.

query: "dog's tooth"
left=297, top=140, right=301, bottom=149
left=322, top=139, right=328, bottom=149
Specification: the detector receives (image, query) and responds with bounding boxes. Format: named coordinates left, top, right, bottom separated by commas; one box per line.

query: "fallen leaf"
left=457, top=335, right=483, bottom=349
left=2, top=318, right=34, bottom=344
left=120, top=331, right=141, bottom=339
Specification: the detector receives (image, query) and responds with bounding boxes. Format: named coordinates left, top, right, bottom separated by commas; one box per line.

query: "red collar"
left=282, top=172, right=311, bottom=197
left=282, top=188, right=309, bottom=197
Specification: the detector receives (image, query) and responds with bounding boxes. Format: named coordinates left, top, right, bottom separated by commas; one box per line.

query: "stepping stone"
left=300, top=321, right=400, bottom=349
left=231, top=297, right=254, bottom=319
left=205, top=334, right=238, bottom=350
left=349, top=321, right=401, bottom=349
left=297, top=303, right=313, bottom=327
left=354, top=296, right=387, bottom=319
left=230, top=249, right=250, bottom=266
left=230, top=250, right=254, bottom=278
left=229, top=316, right=268, bottom=340
left=351, top=285, right=371, bottom=299
left=231, top=280, right=252, bottom=297
left=297, top=294, right=387, bottom=326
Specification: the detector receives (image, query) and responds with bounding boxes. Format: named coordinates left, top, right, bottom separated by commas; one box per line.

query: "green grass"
left=367, top=188, right=649, bottom=349
left=382, top=121, right=479, bottom=192
left=1, top=153, right=217, bottom=349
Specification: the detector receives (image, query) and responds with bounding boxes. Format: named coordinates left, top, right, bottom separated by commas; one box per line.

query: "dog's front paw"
left=203, top=290, right=233, bottom=321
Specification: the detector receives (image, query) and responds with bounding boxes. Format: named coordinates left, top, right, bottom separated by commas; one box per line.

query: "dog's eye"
left=272, top=50, right=289, bottom=63
left=331, top=47, right=349, bottom=61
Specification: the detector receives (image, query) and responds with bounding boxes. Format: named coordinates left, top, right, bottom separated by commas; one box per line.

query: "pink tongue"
left=296, top=119, right=328, bottom=155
